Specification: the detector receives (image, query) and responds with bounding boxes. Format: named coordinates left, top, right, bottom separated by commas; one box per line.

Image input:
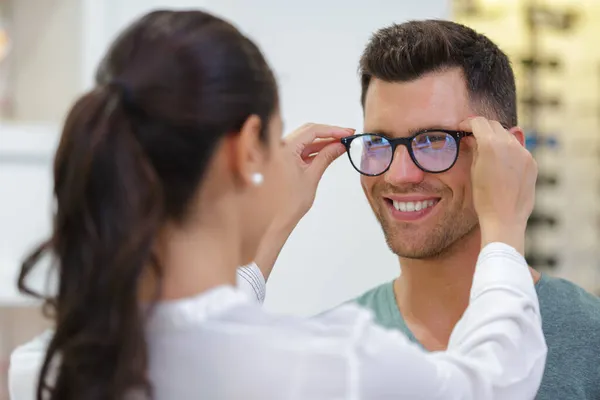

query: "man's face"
left=361, top=68, right=479, bottom=259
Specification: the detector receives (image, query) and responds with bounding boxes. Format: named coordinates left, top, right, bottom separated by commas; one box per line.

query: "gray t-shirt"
left=354, top=273, right=600, bottom=399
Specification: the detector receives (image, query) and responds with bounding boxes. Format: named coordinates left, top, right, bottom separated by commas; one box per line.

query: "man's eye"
left=366, top=138, right=385, bottom=146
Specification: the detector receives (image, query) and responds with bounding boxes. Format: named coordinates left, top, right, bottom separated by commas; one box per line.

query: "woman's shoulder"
left=221, top=301, right=376, bottom=336
left=150, top=285, right=378, bottom=343
left=151, top=294, right=383, bottom=360
left=9, top=330, right=54, bottom=400
left=10, top=329, right=53, bottom=363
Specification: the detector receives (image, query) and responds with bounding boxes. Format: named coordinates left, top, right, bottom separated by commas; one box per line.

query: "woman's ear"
left=509, top=126, right=526, bottom=147
left=231, top=114, right=266, bottom=186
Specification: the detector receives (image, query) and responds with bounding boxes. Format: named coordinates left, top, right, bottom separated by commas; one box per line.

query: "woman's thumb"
left=308, top=142, right=346, bottom=181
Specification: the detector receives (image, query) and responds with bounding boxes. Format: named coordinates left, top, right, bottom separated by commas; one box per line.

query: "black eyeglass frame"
left=340, top=129, right=473, bottom=176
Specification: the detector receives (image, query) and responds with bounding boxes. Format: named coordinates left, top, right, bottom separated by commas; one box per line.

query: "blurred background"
left=1, top=0, right=599, bottom=397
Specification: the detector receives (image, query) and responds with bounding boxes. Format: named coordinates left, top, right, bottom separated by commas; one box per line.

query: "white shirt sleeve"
left=236, top=263, right=265, bottom=303
left=351, top=242, right=546, bottom=399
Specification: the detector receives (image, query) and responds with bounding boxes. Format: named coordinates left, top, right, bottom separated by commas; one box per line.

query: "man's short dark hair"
left=359, top=20, right=517, bottom=127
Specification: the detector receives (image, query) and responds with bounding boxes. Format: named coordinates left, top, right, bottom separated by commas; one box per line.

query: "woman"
left=11, top=9, right=545, bottom=400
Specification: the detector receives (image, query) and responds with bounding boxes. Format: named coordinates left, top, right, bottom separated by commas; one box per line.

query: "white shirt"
left=9, top=243, right=547, bottom=400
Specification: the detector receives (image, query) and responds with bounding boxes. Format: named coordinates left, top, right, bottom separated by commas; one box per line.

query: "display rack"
left=0, top=0, right=11, bottom=119
left=454, top=0, right=600, bottom=293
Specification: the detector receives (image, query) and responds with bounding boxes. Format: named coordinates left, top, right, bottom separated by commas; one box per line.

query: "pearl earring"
left=251, top=172, right=264, bottom=186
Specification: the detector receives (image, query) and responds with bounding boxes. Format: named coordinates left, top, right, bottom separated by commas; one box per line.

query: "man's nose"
left=384, top=145, right=425, bottom=185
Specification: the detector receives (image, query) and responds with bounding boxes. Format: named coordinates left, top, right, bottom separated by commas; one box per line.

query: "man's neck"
left=394, top=228, right=541, bottom=351
left=394, top=228, right=482, bottom=350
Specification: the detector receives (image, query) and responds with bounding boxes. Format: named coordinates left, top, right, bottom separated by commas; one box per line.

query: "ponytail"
left=19, top=85, right=164, bottom=400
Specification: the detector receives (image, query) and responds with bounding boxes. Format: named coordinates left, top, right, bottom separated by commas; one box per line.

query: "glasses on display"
left=341, top=129, right=472, bottom=176
left=0, top=3, right=11, bottom=120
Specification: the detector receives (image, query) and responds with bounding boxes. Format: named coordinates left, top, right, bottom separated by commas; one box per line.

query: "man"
left=250, top=19, right=599, bottom=400
left=347, top=20, right=600, bottom=399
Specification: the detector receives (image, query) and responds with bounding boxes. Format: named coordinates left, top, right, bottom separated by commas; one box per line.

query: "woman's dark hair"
left=17, top=9, right=278, bottom=400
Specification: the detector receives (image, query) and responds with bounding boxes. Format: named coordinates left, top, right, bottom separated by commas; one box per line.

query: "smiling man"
left=349, top=20, right=600, bottom=399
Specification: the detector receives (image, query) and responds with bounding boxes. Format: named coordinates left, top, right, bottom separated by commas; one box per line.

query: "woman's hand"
left=254, top=123, right=354, bottom=280
left=459, top=117, right=537, bottom=255
left=279, top=123, right=354, bottom=225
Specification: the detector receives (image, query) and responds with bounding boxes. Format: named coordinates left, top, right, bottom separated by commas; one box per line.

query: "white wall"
left=10, top=0, right=82, bottom=121
left=0, top=123, right=59, bottom=305
left=1, top=1, right=450, bottom=315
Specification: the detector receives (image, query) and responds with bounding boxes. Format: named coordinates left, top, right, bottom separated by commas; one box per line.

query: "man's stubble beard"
left=376, top=203, right=479, bottom=259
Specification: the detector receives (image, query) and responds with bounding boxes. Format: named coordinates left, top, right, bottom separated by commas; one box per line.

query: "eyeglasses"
left=341, top=129, right=472, bottom=176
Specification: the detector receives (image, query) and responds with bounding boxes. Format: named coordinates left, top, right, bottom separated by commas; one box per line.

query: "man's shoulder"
left=538, top=274, right=600, bottom=314
left=347, top=281, right=405, bottom=331
left=537, top=274, right=600, bottom=334
left=353, top=281, right=395, bottom=308
left=535, top=275, right=600, bottom=397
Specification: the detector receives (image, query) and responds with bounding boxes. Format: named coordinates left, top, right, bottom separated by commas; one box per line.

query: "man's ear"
left=509, top=126, right=526, bottom=147
left=231, top=114, right=265, bottom=186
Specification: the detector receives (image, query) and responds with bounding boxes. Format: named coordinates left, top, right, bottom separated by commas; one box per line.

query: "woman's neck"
left=141, top=221, right=241, bottom=301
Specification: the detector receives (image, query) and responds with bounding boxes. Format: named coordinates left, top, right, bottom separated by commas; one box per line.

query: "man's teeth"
left=392, top=200, right=436, bottom=212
